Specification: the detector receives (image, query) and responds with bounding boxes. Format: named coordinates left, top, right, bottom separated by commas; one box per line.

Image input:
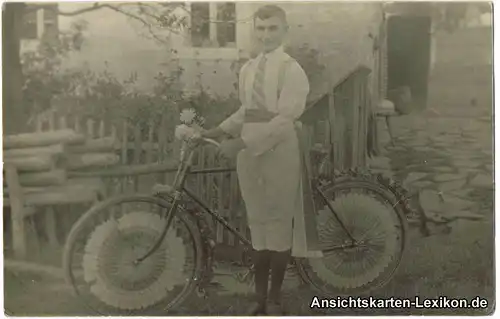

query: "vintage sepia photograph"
left=3, top=1, right=494, bottom=316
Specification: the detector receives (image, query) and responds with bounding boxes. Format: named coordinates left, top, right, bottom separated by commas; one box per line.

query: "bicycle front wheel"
left=296, top=170, right=410, bottom=296
left=62, top=194, right=205, bottom=315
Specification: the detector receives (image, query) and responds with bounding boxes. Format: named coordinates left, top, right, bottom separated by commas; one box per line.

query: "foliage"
left=21, top=18, right=239, bottom=134
left=433, top=2, right=491, bottom=33
left=21, top=7, right=325, bottom=136
left=22, top=20, right=91, bottom=122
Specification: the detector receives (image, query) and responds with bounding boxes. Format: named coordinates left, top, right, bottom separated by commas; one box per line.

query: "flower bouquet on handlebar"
left=152, top=108, right=223, bottom=196
left=63, top=107, right=422, bottom=316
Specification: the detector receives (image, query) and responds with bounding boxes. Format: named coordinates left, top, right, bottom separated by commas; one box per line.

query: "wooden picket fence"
left=29, top=65, right=373, bottom=254
left=31, top=111, right=245, bottom=249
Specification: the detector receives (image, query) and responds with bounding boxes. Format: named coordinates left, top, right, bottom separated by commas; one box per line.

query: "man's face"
left=254, top=16, right=287, bottom=53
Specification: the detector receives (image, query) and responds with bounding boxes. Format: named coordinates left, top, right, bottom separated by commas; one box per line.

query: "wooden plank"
left=67, top=160, right=180, bottom=178
left=351, top=75, right=361, bottom=169
left=86, top=118, right=95, bottom=138
left=328, top=91, right=336, bottom=173
left=59, top=116, right=68, bottom=129
left=4, top=155, right=54, bottom=172
left=197, top=148, right=204, bottom=200
left=229, top=171, right=238, bottom=248
left=210, top=151, right=223, bottom=244
left=48, top=110, right=55, bottom=130
left=99, top=120, right=105, bottom=138
left=4, top=164, right=27, bottom=259
left=337, top=86, right=347, bottom=171
left=120, top=119, right=129, bottom=196
left=111, top=125, right=117, bottom=140
left=360, top=78, right=369, bottom=167
left=65, top=153, right=120, bottom=170
left=218, top=162, right=229, bottom=245
left=35, top=117, right=43, bottom=132
left=4, top=259, right=66, bottom=280
left=17, top=178, right=106, bottom=195
left=3, top=129, right=85, bottom=149
left=133, top=124, right=142, bottom=192
left=67, top=137, right=118, bottom=153
left=145, top=120, right=155, bottom=164
left=158, top=113, right=169, bottom=184
left=45, top=207, right=59, bottom=248
left=26, top=216, right=41, bottom=259
left=19, top=169, right=66, bottom=187
left=23, top=187, right=98, bottom=207
left=4, top=144, right=65, bottom=158
left=74, top=116, right=81, bottom=133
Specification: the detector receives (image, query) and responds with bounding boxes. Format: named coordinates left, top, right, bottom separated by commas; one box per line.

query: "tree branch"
left=25, top=2, right=108, bottom=16
left=26, top=2, right=186, bottom=43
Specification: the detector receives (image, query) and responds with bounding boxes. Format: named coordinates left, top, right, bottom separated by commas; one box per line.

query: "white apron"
left=219, top=47, right=322, bottom=257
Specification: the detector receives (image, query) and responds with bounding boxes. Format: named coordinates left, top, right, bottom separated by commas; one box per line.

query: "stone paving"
left=369, top=73, right=493, bottom=225
left=215, top=101, right=495, bottom=296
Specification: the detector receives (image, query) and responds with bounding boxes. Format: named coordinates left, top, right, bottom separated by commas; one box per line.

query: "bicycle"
left=62, top=124, right=415, bottom=315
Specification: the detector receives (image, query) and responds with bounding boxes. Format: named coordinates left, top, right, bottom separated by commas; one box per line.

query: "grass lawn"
left=5, top=210, right=494, bottom=316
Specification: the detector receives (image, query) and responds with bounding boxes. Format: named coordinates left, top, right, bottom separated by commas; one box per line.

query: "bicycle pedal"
left=197, top=287, right=209, bottom=299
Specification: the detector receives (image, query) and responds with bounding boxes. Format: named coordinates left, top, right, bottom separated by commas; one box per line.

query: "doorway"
left=387, top=15, right=432, bottom=109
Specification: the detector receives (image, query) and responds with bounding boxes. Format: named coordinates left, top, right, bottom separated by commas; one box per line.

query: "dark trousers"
left=253, top=249, right=291, bottom=305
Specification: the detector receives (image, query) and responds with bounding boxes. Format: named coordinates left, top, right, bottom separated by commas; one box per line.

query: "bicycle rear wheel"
left=296, top=170, right=410, bottom=296
left=62, top=195, right=204, bottom=315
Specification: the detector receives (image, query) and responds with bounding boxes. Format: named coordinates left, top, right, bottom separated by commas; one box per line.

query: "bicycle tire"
left=62, top=194, right=205, bottom=315
left=296, top=169, right=410, bottom=296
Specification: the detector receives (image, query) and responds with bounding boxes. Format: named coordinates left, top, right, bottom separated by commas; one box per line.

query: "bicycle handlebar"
left=199, top=137, right=220, bottom=148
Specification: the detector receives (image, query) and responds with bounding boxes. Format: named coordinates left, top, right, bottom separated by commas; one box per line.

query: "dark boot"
left=267, top=250, right=291, bottom=315
left=246, top=249, right=271, bottom=315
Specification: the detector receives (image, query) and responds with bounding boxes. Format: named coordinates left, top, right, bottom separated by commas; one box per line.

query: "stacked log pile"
left=3, top=129, right=119, bottom=258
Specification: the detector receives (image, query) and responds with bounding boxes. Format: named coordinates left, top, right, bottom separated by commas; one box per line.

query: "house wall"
left=22, top=2, right=384, bottom=100
left=174, top=2, right=384, bottom=101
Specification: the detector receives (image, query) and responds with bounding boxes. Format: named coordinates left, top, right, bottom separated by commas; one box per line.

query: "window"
left=21, top=8, right=38, bottom=39
left=190, top=2, right=236, bottom=48
left=42, top=4, right=59, bottom=41
left=21, top=4, right=59, bottom=40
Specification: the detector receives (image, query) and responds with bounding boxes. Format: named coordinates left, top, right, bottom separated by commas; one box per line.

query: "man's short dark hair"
left=253, top=5, right=287, bottom=25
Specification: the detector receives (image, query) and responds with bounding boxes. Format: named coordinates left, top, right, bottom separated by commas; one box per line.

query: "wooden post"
left=59, top=116, right=68, bottom=129
left=133, top=124, right=142, bottom=192
left=360, top=78, right=369, bottom=167
left=35, top=117, right=43, bottom=132
left=99, top=120, right=105, bottom=138
left=351, top=76, right=361, bottom=169
left=3, top=129, right=85, bottom=149
left=48, top=110, right=55, bottom=130
left=157, top=113, right=168, bottom=184
left=121, top=120, right=128, bottom=195
left=328, top=91, right=336, bottom=174
left=44, top=207, right=59, bottom=248
left=74, top=116, right=81, bottom=133
left=86, top=118, right=95, bottom=138
left=145, top=119, right=155, bottom=164
left=4, top=164, right=27, bottom=259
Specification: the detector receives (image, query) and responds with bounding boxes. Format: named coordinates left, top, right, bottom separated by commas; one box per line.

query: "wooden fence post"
left=5, top=164, right=27, bottom=259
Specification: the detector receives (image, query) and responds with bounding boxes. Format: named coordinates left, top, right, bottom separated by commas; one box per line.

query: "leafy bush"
left=21, top=20, right=325, bottom=136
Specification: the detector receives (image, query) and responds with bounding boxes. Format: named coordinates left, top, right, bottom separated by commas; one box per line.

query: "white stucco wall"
left=23, top=2, right=384, bottom=99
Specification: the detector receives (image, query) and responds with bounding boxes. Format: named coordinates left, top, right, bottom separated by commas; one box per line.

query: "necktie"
left=252, top=56, right=267, bottom=110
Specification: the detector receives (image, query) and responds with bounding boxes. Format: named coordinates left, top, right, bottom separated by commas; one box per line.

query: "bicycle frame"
left=136, top=137, right=357, bottom=263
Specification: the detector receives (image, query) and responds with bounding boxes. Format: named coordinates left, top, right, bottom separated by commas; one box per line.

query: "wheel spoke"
left=63, top=195, right=203, bottom=315
left=300, top=174, right=407, bottom=296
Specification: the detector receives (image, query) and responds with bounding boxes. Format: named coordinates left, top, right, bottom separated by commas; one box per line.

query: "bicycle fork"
left=135, top=149, right=195, bottom=264
left=134, top=191, right=183, bottom=264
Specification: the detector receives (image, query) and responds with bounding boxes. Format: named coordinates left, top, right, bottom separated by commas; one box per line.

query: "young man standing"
left=202, top=5, right=322, bottom=315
